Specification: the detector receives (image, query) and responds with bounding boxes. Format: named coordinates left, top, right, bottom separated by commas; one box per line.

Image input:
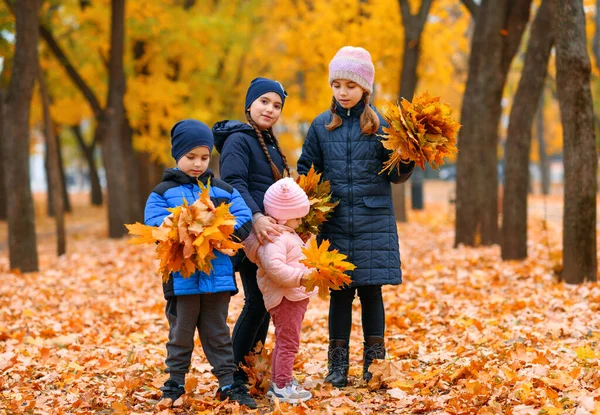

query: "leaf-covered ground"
left=1, top=187, right=600, bottom=414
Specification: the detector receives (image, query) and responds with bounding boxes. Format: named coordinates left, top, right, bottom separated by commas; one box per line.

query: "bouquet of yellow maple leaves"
left=300, top=238, right=355, bottom=299
left=295, top=165, right=339, bottom=239
left=125, top=181, right=242, bottom=283
left=379, top=92, right=461, bottom=174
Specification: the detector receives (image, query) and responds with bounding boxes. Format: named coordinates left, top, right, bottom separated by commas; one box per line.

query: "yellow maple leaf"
left=300, top=238, right=355, bottom=299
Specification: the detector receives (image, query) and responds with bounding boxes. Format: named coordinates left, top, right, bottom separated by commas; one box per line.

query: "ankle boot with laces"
left=324, top=339, right=349, bottom=387
left=363, top=336, right=385, bottom=382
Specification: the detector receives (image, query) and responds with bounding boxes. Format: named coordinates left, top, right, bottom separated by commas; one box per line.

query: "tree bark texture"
left=3, top=0, right=41, bottom=272
left=102, top=0, right=129, bottom=238
left=551, top=0, right=598, bottom=283
left=0, top=89, right=7, bottom=220
left=501, top=0, right=553, bottom=260
left=39, top=70, right=66, bottom=256
left=455, top=0, right=532, bottom=247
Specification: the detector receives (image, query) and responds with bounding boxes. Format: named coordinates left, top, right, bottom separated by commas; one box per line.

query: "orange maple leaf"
left=125, top=180, right=243, bottom=282
left=367, top=359, right=404, bottom=390
left=295, top=165, right=339, bottom=238
left=299, top=238, right=355, bottom=299
left=240, top=341, right=272, bottom=396
left=379, top=92, right=461, bottom=174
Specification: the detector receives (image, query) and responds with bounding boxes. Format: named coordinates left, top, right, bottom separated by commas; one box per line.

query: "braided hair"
left=245, top=110, right=290, bottom=181
left=326, top=93, right=380, bottom=135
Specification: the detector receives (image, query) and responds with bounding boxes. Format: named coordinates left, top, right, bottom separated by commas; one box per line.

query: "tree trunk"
left=102, top=0, right=129, bottom=238
left=501, top=0, right=553, bottom=260
left=121, top=118, right=143, bottom=223
left=0, top=89, right=7, bottom=221
left=455, top=0, right=532, bottom=247
left=396, top=0, right=433, bottom=219
left=39, top=70, right=66, bottom=256
left=57, top=133, right=72, bottom=213
left=71, top=125, right=103, bottom=206
left=551, top=0, right=598, bottom=283
left=3, top=0, right=41, bottom=272
left=536, top=91, right=551, bottom=195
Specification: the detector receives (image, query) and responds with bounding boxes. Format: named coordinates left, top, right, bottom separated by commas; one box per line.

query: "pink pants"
left=269, top=297, right=309, bottom=388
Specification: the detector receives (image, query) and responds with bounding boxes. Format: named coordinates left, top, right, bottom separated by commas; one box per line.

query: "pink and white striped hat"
left=328, top=46, right=375, bottom=94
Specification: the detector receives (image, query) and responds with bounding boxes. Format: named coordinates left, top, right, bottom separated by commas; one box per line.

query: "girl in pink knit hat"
left=242, top=177, right=316, bottom=403
left=297, top=46, right=415, bottom=387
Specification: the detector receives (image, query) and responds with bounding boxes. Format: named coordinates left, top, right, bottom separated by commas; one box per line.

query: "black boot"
left=324, top=340, right=349, bottom=387
left=363, top=336, right=385, bottom=382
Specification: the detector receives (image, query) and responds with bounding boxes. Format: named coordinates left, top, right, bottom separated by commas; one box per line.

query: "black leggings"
left=231, top=257, right=270, bottom=381
left=329, top=285, right=385, bottom=342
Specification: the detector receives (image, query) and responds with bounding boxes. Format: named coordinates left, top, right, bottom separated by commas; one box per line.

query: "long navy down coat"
left=297, top=101, right=414, bottom=287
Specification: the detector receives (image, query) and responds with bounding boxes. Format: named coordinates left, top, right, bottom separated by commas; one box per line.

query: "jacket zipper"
left=346, top=110, right=354, bottom=258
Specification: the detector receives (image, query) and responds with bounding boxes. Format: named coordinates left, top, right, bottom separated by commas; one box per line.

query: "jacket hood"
left=213, top=120, right=256, bottom=153
left=161, top=168, right=214, bottom=185
left=242, top=231, right=261, bottom=265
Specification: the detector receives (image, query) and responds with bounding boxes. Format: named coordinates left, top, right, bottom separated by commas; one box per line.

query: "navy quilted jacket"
left=297, top=101, right=414, bottom=287
left=213, top=120, right=285, bottom=216
left=144, top=168, right=252, bottom=298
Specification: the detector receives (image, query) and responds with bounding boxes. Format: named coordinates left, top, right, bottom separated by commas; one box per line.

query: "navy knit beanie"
left=170, top=119, right=214, bottom=162
left=245, top=77, right=288, bottom=111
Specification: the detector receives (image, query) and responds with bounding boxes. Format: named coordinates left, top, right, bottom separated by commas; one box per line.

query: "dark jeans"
left=329, top=285, right=385, bottom=342
left=231, top=257, right=270, bottom=382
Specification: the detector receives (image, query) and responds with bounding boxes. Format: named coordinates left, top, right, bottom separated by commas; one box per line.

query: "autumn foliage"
left=379, top=92, right=461, bottom=173
left=300, top=238, right=355, bottom=299
left=241, top=342, right=272, bottom=396
left=295, top=165, right=339, bottom=239
left=125, top=181, right=242, bottom=282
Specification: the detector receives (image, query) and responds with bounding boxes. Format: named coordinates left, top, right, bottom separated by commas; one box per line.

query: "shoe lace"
left=364, top=343, right=385, bottom=364
left=330, top=347, right=349, bottom=369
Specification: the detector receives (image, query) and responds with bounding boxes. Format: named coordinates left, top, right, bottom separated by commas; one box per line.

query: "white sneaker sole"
left=266, top=390, right=311, bottom=404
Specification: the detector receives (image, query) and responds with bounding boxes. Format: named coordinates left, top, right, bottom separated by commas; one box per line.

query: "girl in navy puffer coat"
left=297, top=47, right=415, bottom=387
left=213, top=77, right=292, bottom=385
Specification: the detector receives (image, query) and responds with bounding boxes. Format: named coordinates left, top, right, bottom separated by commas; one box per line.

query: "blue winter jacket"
left=144, top=168, right=252, bottom=298
left=213, top=120, right=285, bottom=216
left=297, top=100, right=415, bottom=287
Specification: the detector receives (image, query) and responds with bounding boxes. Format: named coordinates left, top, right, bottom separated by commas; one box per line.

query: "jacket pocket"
left=363, top=195, right=392, bottom=209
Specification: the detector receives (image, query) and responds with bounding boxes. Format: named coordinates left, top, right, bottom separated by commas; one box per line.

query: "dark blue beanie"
left=245, top=77, right=287, bottom=111
left=170, top=119, right=214, bottom=162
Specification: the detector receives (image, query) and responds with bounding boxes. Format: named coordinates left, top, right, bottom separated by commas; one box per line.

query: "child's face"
left=332, top=79, right=364, bottom=109
left=177, top=146, right=211, bottom=178
left=248, top=92, right=283, bottom=130
left=285, top=217, right=303, bottom=229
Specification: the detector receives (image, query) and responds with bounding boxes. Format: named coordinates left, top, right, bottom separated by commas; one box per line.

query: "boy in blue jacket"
left=144, top=119, right=256, bottom=409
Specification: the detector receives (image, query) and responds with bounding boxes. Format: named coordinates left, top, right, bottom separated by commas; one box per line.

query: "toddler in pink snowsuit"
left=242, top=177, right=316, bottom=404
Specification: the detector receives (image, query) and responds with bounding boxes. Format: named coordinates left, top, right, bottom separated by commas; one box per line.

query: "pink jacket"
left=243, top=230, right=316, bottom=311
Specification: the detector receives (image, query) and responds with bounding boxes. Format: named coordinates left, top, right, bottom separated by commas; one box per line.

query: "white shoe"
left=266, top=381, right=312, bottom=404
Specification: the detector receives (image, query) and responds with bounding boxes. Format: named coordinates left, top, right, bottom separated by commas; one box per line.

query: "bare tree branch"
left=38, top=25, right=103, bottom=117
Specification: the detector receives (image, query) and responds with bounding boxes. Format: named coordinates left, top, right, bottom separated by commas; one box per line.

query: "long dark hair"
left=245, top=110, right=290, bottom=180
left=325, top=93, right=380, bottom=135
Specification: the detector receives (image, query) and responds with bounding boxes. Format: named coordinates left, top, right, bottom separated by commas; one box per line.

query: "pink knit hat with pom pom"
left=263, top=178, right=310, bottom=222
left=328, top=46, right=375, bottom=94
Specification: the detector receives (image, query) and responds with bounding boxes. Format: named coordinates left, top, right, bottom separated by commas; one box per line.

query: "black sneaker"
left=216, top=380, right=257, bottom=409
left=160, top=380, right=185, bottom=402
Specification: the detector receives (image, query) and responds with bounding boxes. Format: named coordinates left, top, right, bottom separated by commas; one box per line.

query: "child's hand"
left=254, top=216, right=285, bottom=245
